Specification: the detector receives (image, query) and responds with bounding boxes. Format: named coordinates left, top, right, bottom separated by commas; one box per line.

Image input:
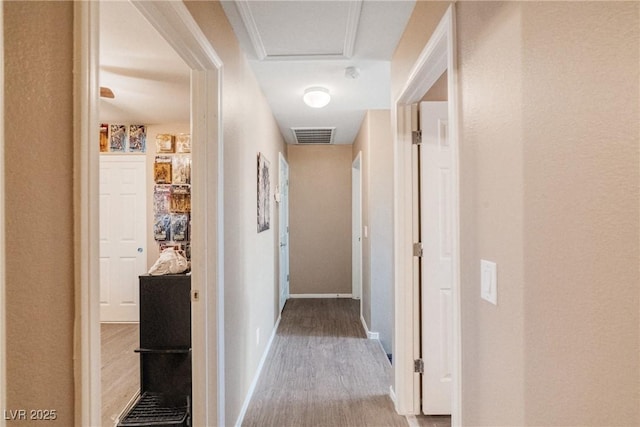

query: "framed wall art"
left=155, top=134, right=175, bottom=153
left=257, top=152, right=270, bottom=233
left=100, top=123, right=109, bottom=152
left=109, top=124, right=127, bottom=152
left=128, top=124, right=147, bottom=153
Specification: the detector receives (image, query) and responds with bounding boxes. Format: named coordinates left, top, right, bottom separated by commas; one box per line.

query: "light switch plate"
left=480, top=260, right=497, bottom=305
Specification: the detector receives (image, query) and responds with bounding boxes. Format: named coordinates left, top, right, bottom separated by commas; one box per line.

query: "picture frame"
left=109, top=124, right=127, bottom=152
left=257, top=152, right=270, bottom=233
left=155, top=133, right=175, bottom=153
left=154, top=156, right=172, bottom=184
left=176, top=133, right=191, bottom=153
left=128, top=124, right=147, bottom=153
left=99, top=123, right=109, bottom=153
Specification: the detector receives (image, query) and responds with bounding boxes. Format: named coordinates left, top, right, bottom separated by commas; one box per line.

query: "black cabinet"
left=118, top=274, right=192, bottom=427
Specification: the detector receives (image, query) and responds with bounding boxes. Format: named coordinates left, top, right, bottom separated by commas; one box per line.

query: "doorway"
left=0, top=3, right=5, bottom=416
left=352, top=152, right=363, bottom=302
left=278, top=153, right=290, bottom=313
left=75, top=1, right=224, bottom=426
left=392, top=4, right=461, bottom=424
left=416, top=99, right=452, bottom=414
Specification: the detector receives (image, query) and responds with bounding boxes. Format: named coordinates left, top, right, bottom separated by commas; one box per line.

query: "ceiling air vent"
left=291, top=127, right=335, bottom=145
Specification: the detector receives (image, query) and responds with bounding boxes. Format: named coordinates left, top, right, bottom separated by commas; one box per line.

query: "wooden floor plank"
left=101, top=323, right=139, bottom=427
left=242, top=298, right=409, bottom=427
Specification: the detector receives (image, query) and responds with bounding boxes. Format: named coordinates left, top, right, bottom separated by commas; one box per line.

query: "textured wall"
left=4, top=1, right=75, bottom=425
left=353, top=111, right=394, bottom=353
left=185, top=1, right=287, bottom=423
left=353, top=114, right=371, bottom=326
left=367, top=111, right=394, bottom=354
left=391, top=1, right=451, bottom=102
left=393, top=1, right=639, bottom=425
left=457, top=3, right=526, bottom=423
left=422, top=72, right=447, bottom=102
left=287, top=145, right=352, bottom=295
left=520, top=2, right=639, bottom=425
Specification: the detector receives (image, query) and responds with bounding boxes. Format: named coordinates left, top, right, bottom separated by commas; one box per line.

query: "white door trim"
left=0, top=3, right=6, bottom=425
left=352, top=151, right=362, bottom=302
left=74, top=3, right=101, bottom=425
left=392, top=4, right=461, bottom=425
left=75, top=2, right=225, bottom=426
left=278, top=152, right=290, bottom=313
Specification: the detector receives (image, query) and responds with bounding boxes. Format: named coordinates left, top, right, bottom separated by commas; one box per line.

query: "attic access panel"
left=291, top=127, right=336, bottom=145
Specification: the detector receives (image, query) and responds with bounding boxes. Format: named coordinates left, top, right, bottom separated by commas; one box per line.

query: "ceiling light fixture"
left=303, top=87, right=331, bottom=108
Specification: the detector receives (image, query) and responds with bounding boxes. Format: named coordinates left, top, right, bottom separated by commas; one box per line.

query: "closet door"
left=100, top=155, right=147, bottom=322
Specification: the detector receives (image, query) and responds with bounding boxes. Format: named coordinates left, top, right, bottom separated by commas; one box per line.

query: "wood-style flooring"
left=242, top=298, right=409, bottom=427
left=413, top=415, right=452, bottom=427
left=101, top=323, right=139, bottom=427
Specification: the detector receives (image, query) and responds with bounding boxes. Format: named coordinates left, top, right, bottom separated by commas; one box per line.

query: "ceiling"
left=99, top=1, right=415, bottom=145
left=99, top=1, right=190, bottom=124
left=221, top=0, right=415, bottom=144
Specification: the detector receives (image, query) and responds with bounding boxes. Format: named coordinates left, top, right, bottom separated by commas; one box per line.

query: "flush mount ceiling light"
left=303, top=87, right=331, bottom=108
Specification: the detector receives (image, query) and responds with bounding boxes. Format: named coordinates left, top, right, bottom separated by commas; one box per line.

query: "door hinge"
left=413, top=242, right=424, bottom=257
left=412, top=130, right=422, bottom=145
left=191, top=289, right=200, bottom=302
left=287, top=274, right=289, bottom=282
left=414, top=358, right=424, bottom=374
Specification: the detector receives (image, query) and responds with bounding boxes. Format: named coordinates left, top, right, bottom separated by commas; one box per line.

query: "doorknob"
left=137, top=247, right=144, bottom=253
left=280, top=242, right=287, bottom=247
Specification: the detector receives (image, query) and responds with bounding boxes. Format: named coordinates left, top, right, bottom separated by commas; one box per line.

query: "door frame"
left=352, top=152, right=363, bottom=301
left=278, top=152, right=290, bottom=313
left=0, top=4, right=6, bottom=425
left=74, top=2, right=225, bottom=426
left=392, top=4, right=461, bottom=424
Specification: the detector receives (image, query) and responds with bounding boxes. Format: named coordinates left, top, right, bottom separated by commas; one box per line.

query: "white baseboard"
left=289, top=293, right=353, bottom=299
left=406, top=415, right=420, bottom=427
left=360, top=315, right=379, bottom=339
left=389, top=385, right=397, bottom=405
left=234, top=315, right=281, bottom=427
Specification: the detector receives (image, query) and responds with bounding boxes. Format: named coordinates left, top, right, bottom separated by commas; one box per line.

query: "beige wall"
left=391, top=1, right=452, bottom=102
left=4, top=1, right=75, bottom=425
left=457, top=3, right=526, bottom=423
left=422, top=72, right=447, bottom=102
left=394, top=1, right=640, bottom=425
left=519, top=2, right=639, bottom=425
left=353, top=111, right=394, bottom=353
left=353, top=114, right=371, bottom=322
left=184, top=2, right=287, bottom=423
left=287, top=145, right=352, bottom=295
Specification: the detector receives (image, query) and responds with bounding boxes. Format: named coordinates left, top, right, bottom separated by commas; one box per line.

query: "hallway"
left=242, top=298, right=407, bottom=427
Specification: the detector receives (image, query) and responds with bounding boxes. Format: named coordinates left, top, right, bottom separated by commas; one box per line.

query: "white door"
left=279, top=153, right=290, bottom=313
left=420, top=101, right=452, bottom=414
left=352, top=153, right=362, bottom=300
left=100, top=156, right=147, bottom=322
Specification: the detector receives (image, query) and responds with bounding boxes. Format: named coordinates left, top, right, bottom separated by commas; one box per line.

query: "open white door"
left=279, top=153, right=290, bottom=313
left=99, top=155, right=147, bottom=322
left=352, top=153, right=362, bottom=300
left=419, top=101, right=452, bottom=414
